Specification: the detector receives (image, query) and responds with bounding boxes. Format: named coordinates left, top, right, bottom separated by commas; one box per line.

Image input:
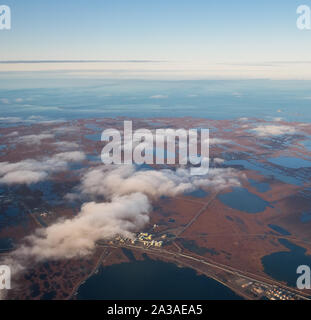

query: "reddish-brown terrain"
left=0, top=117, right=311, bottom=299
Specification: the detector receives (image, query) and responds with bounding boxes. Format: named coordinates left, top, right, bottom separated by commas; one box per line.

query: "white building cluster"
left=114, top=233, right=163, bottom=248
left=137, top=233, right=163, bottom=248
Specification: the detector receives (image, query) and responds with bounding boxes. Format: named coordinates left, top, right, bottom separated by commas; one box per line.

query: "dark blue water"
left=268, top=224, right=291, bottom=236
left=135, top=163, right=154, bottom=171
left=77, top=259, right=243, bottom=300
left=262, top=239, right=311, bottom=287
left=85, top=133, right=101, bottom=141
left=86, top=154, right=101, bottom=163
left=84, top=123, right=103, bottom=131
left=217, top=187, right=272, bottom=213
left=185, top=189, right=209, bottom=198
left=268, top=157, right=311, bottom=169
left=0, top=201, right=29, bottom=229
left=225, top=159, right=303, bottom=186
left=301, top=137, right=311, bottom=152
left=5, top=204, right=19, bottom=217
left=301, top=212, right=311, bottom=223
left=29, top=181, right=58, bottom=204
left=248, top=178, right=271, bottom=193
left=0, top=238, right=14, bottom=252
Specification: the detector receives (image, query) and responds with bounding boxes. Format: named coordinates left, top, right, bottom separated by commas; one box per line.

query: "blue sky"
left=0, top=0, right=311, bottom=78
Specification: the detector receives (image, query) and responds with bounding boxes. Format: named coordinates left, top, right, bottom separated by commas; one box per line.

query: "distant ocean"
left=1, top=76, right=311, bottom=122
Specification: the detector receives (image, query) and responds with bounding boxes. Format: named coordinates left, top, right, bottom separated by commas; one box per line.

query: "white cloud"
left=49, top=126, right=78, bottom=134
left=0, top=117, right=22, bottom=123
left=6, top=131, right=19, bottom=137
left=28, top=115, right=45, bottom=120
left=0, top=98, right=9, bottom=104
left=273, top=117, right=283, bottom=122
left=14, top=134, right=55, bottom=145
left=52, top=141, right=79, bottom=150
left=37, top=120, right=66, bottom=125
left=150, top=95, right=168, bottom=99
left=1, top=163, right=244, bottom=272
left=251, top=124, right=297, bottom=137
left=0, top=116, right=65, bottom=126
left=0, top=151, right=86, bottom=185
left=13, top=193, right=150, bottom=261
left=78, top=165, right=243, bottom=200
left=213, top=158, right=225, bottom=164
left=54, top=151, right=86, bottom=162
left=0, top=171, right=48, bottom=185
left=232, top=92, right=242, bottom=98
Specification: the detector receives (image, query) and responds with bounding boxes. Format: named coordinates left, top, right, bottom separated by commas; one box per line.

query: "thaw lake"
left=217, top=187, right=271, bottom=213
left=77, top=258, right=243, bottom=300
left=268, top=157, right=311, bottom=169
left=262, top=239, right=311, bottom=287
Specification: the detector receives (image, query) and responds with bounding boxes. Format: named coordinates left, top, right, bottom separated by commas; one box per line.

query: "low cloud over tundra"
left=78, top=165, right=242, bottom=200
left=14, top=133, right=54, bottom=145
left=52, top=141, right=79, bottom=150
left=0, top=151, right=86, bottom=185
left=251, top=124, right=297, bottom=137
left=13, top=192, right=150, bottom=261
left=2, top=164, right=244, bottom=272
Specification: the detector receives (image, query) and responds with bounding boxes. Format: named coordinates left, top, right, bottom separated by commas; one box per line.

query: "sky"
left=0, top=0, right=311, bottom=79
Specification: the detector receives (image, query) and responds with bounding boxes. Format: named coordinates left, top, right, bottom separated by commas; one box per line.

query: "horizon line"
left=0, top=60, right=167, bottom=64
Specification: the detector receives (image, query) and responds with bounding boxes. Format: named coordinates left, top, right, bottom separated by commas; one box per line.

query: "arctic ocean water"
left=1, top=77, right=311, bottom=122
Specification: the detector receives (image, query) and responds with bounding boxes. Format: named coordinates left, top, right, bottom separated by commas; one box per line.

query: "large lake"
left=77, top=257, right=243, bottom=300
left=262, top=239, right=311, bottom=287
